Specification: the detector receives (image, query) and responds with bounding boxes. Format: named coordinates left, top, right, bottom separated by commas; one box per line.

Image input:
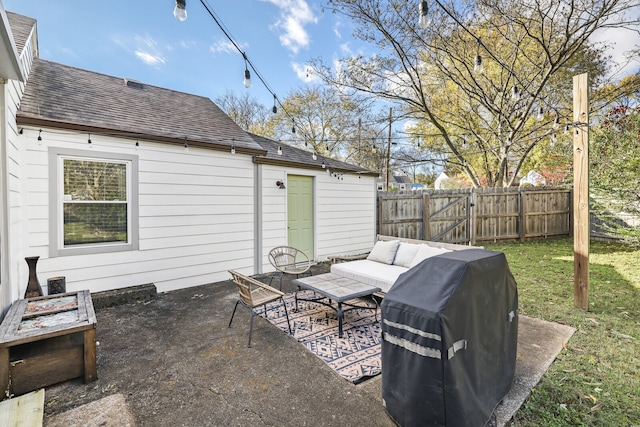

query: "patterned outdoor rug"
left=254, top=290, right=382, bottom=383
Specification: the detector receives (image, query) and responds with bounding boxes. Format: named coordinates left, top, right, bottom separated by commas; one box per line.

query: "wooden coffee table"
left=292, top=273, right=380, bottom=338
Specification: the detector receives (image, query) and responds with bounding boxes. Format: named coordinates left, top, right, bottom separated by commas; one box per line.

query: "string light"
left=87, top=133, right=92, bottom=147
left=536, top=106, right=544, bottom=121
left=277, top=146, right=282, bottom=156
left=272, top=95, right=278, bottom=114
left=173, top=0, right=187, bottom=21
left=135, top=139, right=140, bottom=149
left=188, top=0, right=306, bottom=142
left=321, top=160, right=326, bottom=169
left=312, top=152, right=317, bottom=160
left=242, top=54, right=252, bottom=88
left=564, top=124, right=570, bottom=135
left=37, top=129, right=42, bottom=143
left=418, top=1, right=430, bottom=28
left=231, top=143, right=236, bottom=155
left=473, top=39, right=483, bottom=74
left=511, top=86, right=520, bottom=101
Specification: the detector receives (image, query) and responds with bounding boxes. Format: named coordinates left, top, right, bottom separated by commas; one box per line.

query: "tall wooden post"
left=573, top=73, right=589, bottom=310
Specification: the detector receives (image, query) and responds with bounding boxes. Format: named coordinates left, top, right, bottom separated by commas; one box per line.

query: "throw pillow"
left=392, top=242, right=421, bottom=268
left=409, top=244, right=452, bottom=268
left=367, top=240, right=400, bottom=264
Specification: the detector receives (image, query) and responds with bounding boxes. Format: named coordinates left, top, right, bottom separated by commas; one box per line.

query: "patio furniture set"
left=228, top=236, right=474, bottom=346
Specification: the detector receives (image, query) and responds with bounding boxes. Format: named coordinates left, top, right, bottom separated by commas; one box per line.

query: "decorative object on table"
left=255, top=290, right=381, bottom=383
left=47, top=276, right=67, bottom=295
left=0, top=290, right=97, bottom=398
left=24, top=256, right=43, bottom=298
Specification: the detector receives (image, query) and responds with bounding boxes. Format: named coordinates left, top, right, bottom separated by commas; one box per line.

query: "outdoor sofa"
left=330, top=235, right=476, bottom=294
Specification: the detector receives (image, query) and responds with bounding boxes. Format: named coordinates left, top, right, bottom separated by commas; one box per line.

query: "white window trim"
left=49, top=147, right=139, bottom=257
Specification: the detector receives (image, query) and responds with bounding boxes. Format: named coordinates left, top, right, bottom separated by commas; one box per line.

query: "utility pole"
left=385, top=107, right=392, bottom=191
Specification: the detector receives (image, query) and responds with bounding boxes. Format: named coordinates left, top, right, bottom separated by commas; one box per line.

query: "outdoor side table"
left=0, top=290, right=97, bottom=398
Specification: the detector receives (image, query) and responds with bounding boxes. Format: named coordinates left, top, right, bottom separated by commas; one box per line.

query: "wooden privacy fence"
left=377, top=187, right=571, bottom=244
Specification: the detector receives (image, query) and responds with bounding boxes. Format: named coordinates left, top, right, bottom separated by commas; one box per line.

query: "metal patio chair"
left=268, top=246, right=312, bottom=290
left=228, top=269, right=292, bottom=348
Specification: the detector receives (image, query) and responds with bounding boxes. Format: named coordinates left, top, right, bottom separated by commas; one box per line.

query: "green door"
left=287, top=175, right=314, bottom=260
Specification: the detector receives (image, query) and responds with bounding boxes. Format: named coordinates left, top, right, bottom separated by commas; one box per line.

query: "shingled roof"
left=249, top=132, right=377, bottom=176
left=6, top=11, right=36, bottom=56
left=16, top=59, right=265, bottom=155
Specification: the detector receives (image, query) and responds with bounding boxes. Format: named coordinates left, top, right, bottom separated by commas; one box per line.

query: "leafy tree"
left=312, top=0, right=640, bottom=187
left=590, top=105, right=640, bottom=242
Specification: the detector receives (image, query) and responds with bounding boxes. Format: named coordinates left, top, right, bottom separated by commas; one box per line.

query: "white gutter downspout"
left=254, top=161, right=262, bottom=274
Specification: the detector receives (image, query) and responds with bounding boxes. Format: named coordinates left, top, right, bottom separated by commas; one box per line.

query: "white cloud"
left=590, top=26, right=640, bottom=79
left=333, top=21, right=343, bottom=39
left=210, top=39, right=239, bottom=55
left=261, top=0, right=318, bottom=54
left=292, top=62, right=321, bottom=83
left=112, top=34, right=166, bottom=67
left=339, top=42, right=352, bottom=56
left=134, top=50, right=166, bottom=66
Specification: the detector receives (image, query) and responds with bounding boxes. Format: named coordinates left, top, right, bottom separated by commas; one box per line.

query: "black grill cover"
left=381, top=249, right=518, bottom=427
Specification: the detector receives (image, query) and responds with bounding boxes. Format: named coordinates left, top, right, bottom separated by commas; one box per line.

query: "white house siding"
left=259, top=164, right=376, bottom=273
left=20, top=130, right=256, bottom=295
left=0, top=47, right=32, bottom=316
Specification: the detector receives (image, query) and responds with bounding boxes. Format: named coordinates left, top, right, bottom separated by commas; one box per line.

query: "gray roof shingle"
left=6, top=11, right=35, bottom=55
left=17, top=59, right=265, bottom=154
left=250, top=133, right=377, bottom=176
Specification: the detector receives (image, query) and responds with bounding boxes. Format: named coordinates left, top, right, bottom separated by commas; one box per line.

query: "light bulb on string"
left=474, top=55, right=483, bottom=74
left=88, top=133, right=92, bottom=148
left=242, top=54, right=251, bottom=88
left=536, top=106, right=544, bottom=121
left=231, top=144, right=236, bottom=155
left=564, top=124, right=570, bottom=135
left=173, top=0, right=187, bottom=21
left=312, top=152, right=317, bottom=160
left=473, top=38, right=483, bottom=74
left=272, top=95, right=277, bottom=114
left=418, top=1, right=430, bottom=28
left=511, top=86, right=520, bottom=101
left=277, top=146, right=282, bottom=156
left=37, top=129, right=42, bottom=144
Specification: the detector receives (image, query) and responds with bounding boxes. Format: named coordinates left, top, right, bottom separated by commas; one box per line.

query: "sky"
left=3, top=0, right=639, bottom=112
left=2, top=0, right=357, bottom=108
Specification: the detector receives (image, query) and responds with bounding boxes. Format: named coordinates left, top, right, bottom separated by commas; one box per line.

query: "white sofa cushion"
left=409, top=244, right=452, bottom=268
left=392, top=242, right=421, bottom=268
left=366, top=240, right=400, bottom=265
left=331, top=259, right=407, bottom=294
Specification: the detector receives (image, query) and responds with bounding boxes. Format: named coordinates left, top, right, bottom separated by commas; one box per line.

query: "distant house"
left=376, top=175, right=413, bottom=191
left=434, top=172, right=451, bottom=189
left=519, top=170, right=547, bottom=187
left=0, top=10, right=377, bottom=316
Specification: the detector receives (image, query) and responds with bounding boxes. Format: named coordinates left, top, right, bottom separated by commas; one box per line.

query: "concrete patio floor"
left=40, top=263, right=575, bottom=426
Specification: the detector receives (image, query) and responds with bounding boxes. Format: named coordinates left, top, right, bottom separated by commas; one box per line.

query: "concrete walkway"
left=42, top=264, right=575, bottom=426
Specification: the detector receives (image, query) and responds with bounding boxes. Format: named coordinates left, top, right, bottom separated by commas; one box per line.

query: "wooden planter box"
left=0, top=290, right=97, bottom=398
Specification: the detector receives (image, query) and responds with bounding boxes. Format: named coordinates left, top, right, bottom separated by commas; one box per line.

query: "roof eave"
left=253, top=156, right=378, bottom=177
left=0, top=7, right=25, bottom=81
left=16, top=115, right=267, bottom=156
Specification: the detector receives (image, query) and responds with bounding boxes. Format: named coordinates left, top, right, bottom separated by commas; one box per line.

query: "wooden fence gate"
left=378, top=187, right=571, bottom=244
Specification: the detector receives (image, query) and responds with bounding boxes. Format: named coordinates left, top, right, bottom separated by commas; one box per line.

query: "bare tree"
left=214, top=90, right=271, bottom=134
left=265, top=85, right=388, bottom=169
left=312, top=0, right=640, bottom=187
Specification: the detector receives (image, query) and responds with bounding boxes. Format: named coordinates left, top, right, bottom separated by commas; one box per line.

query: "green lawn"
left=484, top=238, right=640, bottom=426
